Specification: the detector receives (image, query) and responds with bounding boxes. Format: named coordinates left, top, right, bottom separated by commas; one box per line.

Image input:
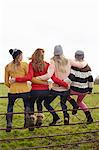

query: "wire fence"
left=16, top=139, right=99, bottom=150
left=0, top=91, right=99, bottom=149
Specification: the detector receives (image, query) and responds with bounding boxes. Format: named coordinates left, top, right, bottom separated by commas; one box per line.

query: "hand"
left=48, top=81, right=53, bottom=90
left=53, top=83, right=59, bottom=87
left=67, top=83, right=71, bottom=89
left=9, top=77, right=16, bottom=83
left=88, top=88, right=92, bottom=94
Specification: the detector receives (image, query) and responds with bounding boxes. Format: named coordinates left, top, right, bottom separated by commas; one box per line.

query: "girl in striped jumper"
left=67, top=50, right=93, bottom=124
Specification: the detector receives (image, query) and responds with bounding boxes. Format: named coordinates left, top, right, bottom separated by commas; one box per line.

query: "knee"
left=77, top=101, right=82, bottom=108
left=8, top=104, right=13, bottom=110
left=44, top=100, right=48, bottom=108
left=36, top=100, right=42, bottom=106
left=60, top=100, right=65, bottom=105
left=77, top=100, right=81, bottom=105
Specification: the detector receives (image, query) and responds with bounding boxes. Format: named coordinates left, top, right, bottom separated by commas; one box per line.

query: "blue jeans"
left=30, top=90, right=50, bottom=114
left=6, top=92, right=30, bottom=125
left=44, top=89, right=70, bottom=119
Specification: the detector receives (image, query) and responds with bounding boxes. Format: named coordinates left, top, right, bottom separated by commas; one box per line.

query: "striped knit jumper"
left=68, top=64, right=93, bottom=93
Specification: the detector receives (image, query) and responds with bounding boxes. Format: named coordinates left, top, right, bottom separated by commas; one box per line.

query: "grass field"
left=0, top=84, right=99, bottom=150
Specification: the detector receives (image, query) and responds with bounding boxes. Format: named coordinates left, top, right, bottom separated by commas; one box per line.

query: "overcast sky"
left=0, top=0, right=99, bottom=82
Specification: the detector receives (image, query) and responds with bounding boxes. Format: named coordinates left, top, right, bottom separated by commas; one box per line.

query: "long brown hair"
left=29, top=48, right=45, bottom=72
left=11, top=53, right=22, bottom=71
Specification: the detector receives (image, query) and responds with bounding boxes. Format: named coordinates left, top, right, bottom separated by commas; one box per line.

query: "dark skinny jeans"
left=6, top=92, right=30, bottom=124
left=30, top=90, right=50, bottom=114
left=44, top=89, right=70, bottom=119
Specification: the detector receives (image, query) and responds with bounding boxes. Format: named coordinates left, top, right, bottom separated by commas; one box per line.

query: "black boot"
left=69, top=99, right=79, bottom=115
left=49, top=114, right=61, bottom=126
left=24, top=114, right=31, bottom=128
left=6, top=115, right=12, bottom=132
left=64, top=113, right=69, bottom=125
left=85, top=111, right=93, bottom=124
left=24, top=106, right=31, bottom=128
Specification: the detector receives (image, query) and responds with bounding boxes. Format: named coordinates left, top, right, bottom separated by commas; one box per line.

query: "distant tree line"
left=94, top=76, right=99, bottom=84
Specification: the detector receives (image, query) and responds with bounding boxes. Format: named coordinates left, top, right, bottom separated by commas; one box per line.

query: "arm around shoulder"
left=16, top=62, right=34, bottom=82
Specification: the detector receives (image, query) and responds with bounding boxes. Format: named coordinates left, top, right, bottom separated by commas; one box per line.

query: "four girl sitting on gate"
left=5, top=45, right=93, bottom=132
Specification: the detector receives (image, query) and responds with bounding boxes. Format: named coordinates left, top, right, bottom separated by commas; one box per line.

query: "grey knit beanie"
left=75, top=50, right=84, bottom=60
left=54, top=45, right=63, bottom=56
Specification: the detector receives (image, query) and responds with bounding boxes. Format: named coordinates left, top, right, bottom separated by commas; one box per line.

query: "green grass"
left=0, top=84, right=99, bottom=150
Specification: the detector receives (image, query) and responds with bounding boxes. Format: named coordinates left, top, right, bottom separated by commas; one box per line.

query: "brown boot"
left=28, top=114, right=36, bottom=131
left=35, top=113, right=44, bottom=127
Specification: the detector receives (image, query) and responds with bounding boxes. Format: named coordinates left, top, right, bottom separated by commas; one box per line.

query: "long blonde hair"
left=29, top=48, right=45, bottom=72
left=51, top=55, right=68, bottom=73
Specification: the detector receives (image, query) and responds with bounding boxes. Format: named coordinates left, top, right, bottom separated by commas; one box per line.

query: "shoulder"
left=21, top=62, right=28, bottom=65
left=44, top=61, right=50, bottom=70
left=44, top=61, right=50, bottom=65
left=29, top=61, right=33, bottom=65
left=5, top=62, right=12, bottom=71
left=69, top=59, right=77, bottom=64
left=50, top=59, right=55, bottom=65
left=71, top=64, right=91, bottom=72
left=21, top=62, right=28, bottom=69
left=82, top=64, right=92, bottom=72
left=70, top=59, right=88, bottom=68
left=67, top=59, right=72, bottom=64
